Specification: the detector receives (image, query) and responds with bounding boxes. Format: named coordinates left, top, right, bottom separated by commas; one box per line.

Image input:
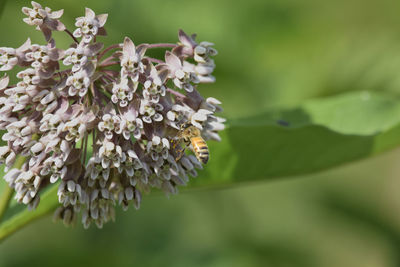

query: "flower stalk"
left=97, top=44, right=121, bottom=60
left=64, top=29, right=79, bottom=43
left=0, top=184, right=58, bottom=243
left=0, top=156, right=26, bottom=223
left=0, top=186, right=14, bottom=223
left=146, top=43, right=177, bottom=49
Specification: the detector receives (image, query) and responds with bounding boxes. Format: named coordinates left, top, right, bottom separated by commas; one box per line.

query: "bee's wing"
left=170, top=138, right=186, bottom=161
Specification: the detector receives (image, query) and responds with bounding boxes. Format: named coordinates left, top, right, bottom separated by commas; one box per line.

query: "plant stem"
left=0, top=156, right=26, bottom=223
left=167, top=88, right=186, bottom=99
left=99, top=55, right=116, bottom=66
left=98, top=44, right=121, bottom=60
left=0, top=186, right=13, bottom=223
left=147, top=43, right=177, bottom=49
left=53, top=69, right=72, bottom=77
left=0, top=184, right=59, bottom=243
left=82, top=134, right=88, bottom=164
left=64, top=29, right=79, bottom=44
left=100, top=71, right=117, bottom=83
left=99, top=61, right=120, bottom=68
left=145, top=57, right=164, bottom=64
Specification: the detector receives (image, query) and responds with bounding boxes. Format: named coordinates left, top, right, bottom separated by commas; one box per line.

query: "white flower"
left=82, top=187, right=115, bottom=229
left=63, top=42, right=103, bottom=72
left=4, top=86, right=30, bottom=112
left=118, top=149, right=144, bottom=178
left=120, top=37, right=146, bottom=81
left=165, top=51, right=199, bottom=92
left=39, top=113, right=64, bottom=136
left=190, top=109, right=213, bottom=130
left=53, top=206, right=78, bottom=226
left=98, top=112, right=121, bottom=140
left=139, top=99, right=163, bottom=124
left=117, top=185, right=141, bottom=211
left=2, top=118, right=32, bottom=147
left=85, top=156, right=110, bottom=188
left=66, top=70, right=90, bottom=97
left=111, top=78, right=136, bottom=107
left=63, top=117, right=87, bottom=142
left=17, top=68, right=43, bottom=94
left=166, top=104, right=194, bottom=129
left=146, top=135, right=170, bottom=162
left=195, top=60, right=216, bottom=83
left=98, top=140, right=125, bottom=169
left=119, top=105, right=143, bottom=140
left=58, top=180, right=84, bottom=208
left=73, top=8, right=108, bottom=43
left=14, top=170, right=42, bottom=205
left=41, top=155, right=68, bottom=183
left=0, top=146, right=16, bottom=171
left=22, top=1, right=64, bottom=29
left=142, top=63, right=168, bottom=103
left=0, top=47, right=18, bottom=71
left=194, top=41, right=217, bottom=63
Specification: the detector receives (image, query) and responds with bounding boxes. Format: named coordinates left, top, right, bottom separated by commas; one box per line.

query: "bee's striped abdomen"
left=191, top=136, right=209, bottom=164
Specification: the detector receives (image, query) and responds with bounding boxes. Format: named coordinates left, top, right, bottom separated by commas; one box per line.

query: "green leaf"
left=0, top=185, right=58, bottom=241
left=2, top=90, right=400, bottom=240
left=0, top=173, right=4, bottom=195
left=0, top=0, right=7, bottom=18
left=192, top=90, right=400, bottom=186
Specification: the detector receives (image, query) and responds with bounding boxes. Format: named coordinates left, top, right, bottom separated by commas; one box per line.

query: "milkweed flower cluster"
left=0, top=2, right=225, bottom=228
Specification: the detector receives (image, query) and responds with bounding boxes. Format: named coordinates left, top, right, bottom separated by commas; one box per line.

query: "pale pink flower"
left=2, top=2, right=224, bottom=229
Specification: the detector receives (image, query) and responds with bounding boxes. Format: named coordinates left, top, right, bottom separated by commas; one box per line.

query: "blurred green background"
left=2, top=0, right=400, bottom=266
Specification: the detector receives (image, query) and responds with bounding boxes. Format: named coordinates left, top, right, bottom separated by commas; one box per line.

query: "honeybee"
left=172, top=124, right=209, bottom=164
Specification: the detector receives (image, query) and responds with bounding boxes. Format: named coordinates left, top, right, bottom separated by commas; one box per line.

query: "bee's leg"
left=175, top=147, right=185, bottom=161
left=171, top=139, right=178, bottom=149
left=170, top=139, right=183, bottom=161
